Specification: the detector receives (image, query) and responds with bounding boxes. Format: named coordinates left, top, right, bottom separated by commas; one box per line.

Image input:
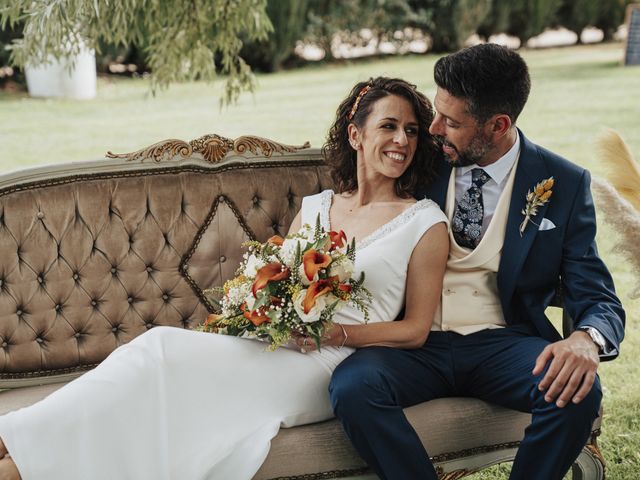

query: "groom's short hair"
left=434, top=43, right=531, bottom=125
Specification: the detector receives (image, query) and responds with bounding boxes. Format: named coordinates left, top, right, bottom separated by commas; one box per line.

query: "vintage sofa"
left=0, top=134, right=604, bottom=480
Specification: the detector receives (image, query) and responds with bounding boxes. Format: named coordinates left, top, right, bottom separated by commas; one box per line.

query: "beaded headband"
left=347, top=84, right=371, bottom=121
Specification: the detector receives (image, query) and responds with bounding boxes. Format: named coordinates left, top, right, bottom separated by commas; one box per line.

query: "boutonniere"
left=519, top=177, right=554, bottom=236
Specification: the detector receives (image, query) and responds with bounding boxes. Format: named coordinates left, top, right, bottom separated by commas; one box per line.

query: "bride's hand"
left=293, top=325, right=346, bottom=353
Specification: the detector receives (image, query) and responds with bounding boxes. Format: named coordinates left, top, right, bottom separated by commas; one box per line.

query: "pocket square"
left=538, top=218, right=556, bottom=231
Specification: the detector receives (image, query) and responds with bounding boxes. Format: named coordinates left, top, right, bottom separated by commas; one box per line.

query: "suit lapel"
left=498, top=131, right=551, bottom=315
left=427, top=161, right=452, bottom=210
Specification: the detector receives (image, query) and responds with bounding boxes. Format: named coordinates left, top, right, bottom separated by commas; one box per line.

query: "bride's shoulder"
left=413, top=197, right=448, bottom=224
left=302, top=189, right=334, bottom=203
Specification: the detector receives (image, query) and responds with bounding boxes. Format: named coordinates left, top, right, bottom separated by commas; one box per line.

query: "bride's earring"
left=350, top=141, right=359, bottom=150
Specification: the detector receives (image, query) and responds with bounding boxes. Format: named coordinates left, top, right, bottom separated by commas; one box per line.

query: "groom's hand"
left=532, top=331, right=600, bottom=408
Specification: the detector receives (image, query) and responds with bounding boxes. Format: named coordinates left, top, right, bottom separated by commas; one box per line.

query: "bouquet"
left=199, top=216, right=371, bottom=351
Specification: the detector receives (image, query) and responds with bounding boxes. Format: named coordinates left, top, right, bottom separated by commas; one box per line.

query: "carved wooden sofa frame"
left=0, top=134, right=604, bottom=480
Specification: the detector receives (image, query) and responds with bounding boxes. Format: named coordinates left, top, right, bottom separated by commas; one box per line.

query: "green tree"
left=241, top=0, right=310, bottom=72
left=501, top=0, right=559, bottom=44
left=555, top=0, right=600, bottom=41
left=595, top=0, right=633, bottom=40
left=305, top=0, right=428, bottom=61
left=0, top=0, right=272, bottom=104
left=421, top=0, right=492, bottom=52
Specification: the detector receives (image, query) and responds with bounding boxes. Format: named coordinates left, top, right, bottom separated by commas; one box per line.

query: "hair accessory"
left=347, top=84, right=371, bottom=121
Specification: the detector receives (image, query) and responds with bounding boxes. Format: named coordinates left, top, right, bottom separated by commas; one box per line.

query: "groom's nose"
left=429, top=113, right=444, bottom=136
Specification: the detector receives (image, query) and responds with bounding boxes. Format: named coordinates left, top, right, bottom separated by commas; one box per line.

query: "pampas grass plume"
left=596, top=129, right=640, bottom=211
left=592, top=177, right=640, bottom=299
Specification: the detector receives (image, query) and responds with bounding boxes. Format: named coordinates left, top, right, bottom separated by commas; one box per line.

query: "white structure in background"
left=25, top=44, right=96, bottom=100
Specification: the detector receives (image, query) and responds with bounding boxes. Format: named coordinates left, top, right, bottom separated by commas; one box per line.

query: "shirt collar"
left=456, top=132, right=520, bottom=184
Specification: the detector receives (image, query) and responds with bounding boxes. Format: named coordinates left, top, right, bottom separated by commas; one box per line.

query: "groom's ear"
left=486, top=114, right=512, bottom=140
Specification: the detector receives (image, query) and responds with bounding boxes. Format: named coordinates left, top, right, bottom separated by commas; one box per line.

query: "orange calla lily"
left=252, top=262, right=290, bottom=296
left=267, top=235, right=284, bottom=246
left=302, top=249, right=332, bottom=281
left=241, top=303, right=271, bottom=326
left=204, top=313, right=224, bottom=327
left=241, top=296, right=283, bottom=326
left=202, top=313, right=224, bottom=329
left=328, top=230, right=347, bottom=250
left=337, top=283, right=352, bottom=299
left=302, top=279, right=333, bottom=314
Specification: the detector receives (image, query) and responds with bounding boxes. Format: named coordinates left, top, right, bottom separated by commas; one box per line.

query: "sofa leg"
left=570, top=435, right=605, bottom=480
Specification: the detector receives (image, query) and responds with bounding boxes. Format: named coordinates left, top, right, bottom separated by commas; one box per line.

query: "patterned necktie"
left=452, top=168, right=491, bottom=249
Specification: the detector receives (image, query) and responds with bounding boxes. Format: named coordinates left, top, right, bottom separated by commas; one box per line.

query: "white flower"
left=243, top=254, right=265, bottom=278
left=297, top=223, right=315, bottom=242
left=280, top=238, right=301, bottom=268
left=244, top=294, right=256, bottom=311
left=328, top=257, right=354, bottom=282
left=293, top=289, right=328, bottom=323
left=221, top=281, right=252, bottom=315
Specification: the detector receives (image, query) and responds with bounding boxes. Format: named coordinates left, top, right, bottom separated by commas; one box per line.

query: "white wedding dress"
left=0, top=190, right=446, bottom=480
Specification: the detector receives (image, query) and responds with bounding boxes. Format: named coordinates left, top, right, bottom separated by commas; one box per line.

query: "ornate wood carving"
left=436, top=466, right=475, bottom=480
left=106, top=134, right=311, bottom=163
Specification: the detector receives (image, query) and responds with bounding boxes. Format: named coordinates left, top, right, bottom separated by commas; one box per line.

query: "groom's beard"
left=437, top=132, right=493, bottom=167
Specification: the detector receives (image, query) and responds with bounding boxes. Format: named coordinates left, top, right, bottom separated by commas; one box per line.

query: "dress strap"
left=300, top=190, right=333, bottom=230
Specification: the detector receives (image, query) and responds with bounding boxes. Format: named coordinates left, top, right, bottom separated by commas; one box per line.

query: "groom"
left=329, top=44, right=625, bottom=479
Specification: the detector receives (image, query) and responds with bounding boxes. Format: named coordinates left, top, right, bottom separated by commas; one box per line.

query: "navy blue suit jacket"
left=417, top=130, right=625, bottom=359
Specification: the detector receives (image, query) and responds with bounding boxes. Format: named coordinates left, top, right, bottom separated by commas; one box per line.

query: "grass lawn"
left=1, top=42, right=639, bottom=478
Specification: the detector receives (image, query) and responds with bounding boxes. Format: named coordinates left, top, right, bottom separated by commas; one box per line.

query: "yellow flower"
left=519, top=176, right=555, bottom=236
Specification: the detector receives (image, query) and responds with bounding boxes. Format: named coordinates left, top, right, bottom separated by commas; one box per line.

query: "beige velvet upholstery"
left=0, top=135, right=605, bottom=479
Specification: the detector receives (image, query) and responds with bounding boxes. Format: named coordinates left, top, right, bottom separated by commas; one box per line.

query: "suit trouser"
left=329, top=325, right=602, bottom=480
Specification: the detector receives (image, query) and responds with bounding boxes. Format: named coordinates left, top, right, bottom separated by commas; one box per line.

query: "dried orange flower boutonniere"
left=519, top=177, right=554, bottom=236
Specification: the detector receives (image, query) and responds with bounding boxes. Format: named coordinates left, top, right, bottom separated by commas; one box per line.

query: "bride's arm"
left=288, top=211, right=302, bottom=235
left=300, top=221, right=449, bottom=350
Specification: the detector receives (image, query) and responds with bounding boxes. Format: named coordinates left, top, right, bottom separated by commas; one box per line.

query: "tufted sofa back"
left=0, top=135, right=331, bottom=386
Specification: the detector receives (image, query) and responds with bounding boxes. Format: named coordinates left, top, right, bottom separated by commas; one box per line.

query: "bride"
left=0, top=77, right=448, bottom=480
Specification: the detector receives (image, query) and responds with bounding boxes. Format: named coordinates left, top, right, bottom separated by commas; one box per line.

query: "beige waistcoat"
left=432, top=156, right=519, bottom=334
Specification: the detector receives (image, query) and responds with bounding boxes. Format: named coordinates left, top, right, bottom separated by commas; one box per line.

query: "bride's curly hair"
left=322, top=77, right=440, bottom=197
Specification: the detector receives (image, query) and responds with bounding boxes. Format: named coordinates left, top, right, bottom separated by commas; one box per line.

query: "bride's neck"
left=346, top=181, right=399, bottom=207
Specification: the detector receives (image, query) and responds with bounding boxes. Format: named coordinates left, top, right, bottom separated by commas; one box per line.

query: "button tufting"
left=0, top=279, right=4, bottom=287
left=36, top=337, right=44, bottom=344
left=91, top=300, right=98, bottom=307
left=1, top=342, right=7, bottom=348
left=287, top=192, right=294, bottom=201
left=219, top=256, right=226, bottom=263
left=111, top=326, right=118, bottom=332
left=74, top=332, right=81, bottom=339
left=16, top=309, right=23, bottom=316
left=73, top=273, right=79, bottom=280
left=146, top=323, right=153, bottom=328
left=252, top=196, right=259, bottom=205
left=37, top=211, right=44, bottom=219
left=162, top=294, right=169, bottom=301
left=272, top=223, right=278, bottom=230
left=111, top=267, right=117, bottom=274
left=127, top=297, right=133, bottom=303
left=55, top=304, right=62, bottom=312
left=37, top=275, right=44, bottom=284
left=146, top=266, right=153, bottom=273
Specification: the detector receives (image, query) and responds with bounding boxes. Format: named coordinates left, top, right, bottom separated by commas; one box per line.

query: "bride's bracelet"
left=338, top=324, right=348, bottom=349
